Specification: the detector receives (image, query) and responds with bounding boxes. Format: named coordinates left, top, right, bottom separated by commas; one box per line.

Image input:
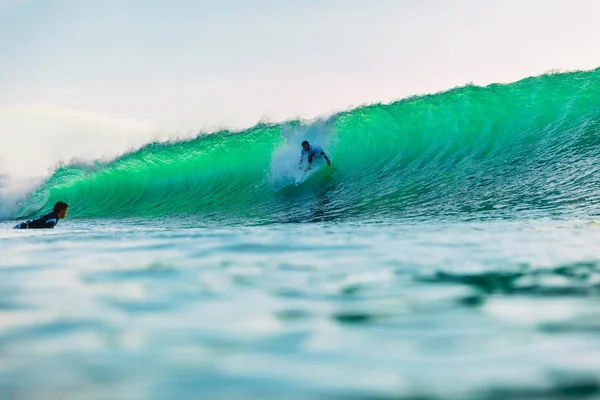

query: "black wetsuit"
left=14, top=212, right=60, bottom=229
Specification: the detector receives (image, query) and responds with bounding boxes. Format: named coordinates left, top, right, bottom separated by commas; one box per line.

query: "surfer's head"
left=302, top=141, right=310, bottom=151
left=54, top=201, right=69, bottom=219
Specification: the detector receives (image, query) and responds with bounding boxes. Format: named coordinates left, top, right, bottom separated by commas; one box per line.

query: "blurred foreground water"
left=1, top=218, right=600, bottom=399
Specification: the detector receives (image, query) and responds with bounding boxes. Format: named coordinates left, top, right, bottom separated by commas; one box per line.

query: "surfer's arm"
left=321, top=152, right=331, bottom=166
left=299, top=152, right=305, bottom=169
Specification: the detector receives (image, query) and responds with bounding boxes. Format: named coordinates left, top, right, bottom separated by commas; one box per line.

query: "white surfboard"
left=295, top=166, right=316, bottom=186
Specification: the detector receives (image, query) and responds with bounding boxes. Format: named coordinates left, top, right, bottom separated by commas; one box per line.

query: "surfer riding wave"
left=299, top=141, right=331, bottom=170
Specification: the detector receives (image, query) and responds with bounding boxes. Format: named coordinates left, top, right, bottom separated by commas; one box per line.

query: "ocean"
left=1, top=68, right=600, bottom=399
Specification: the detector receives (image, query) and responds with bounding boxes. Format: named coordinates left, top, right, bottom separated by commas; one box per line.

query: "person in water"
left=299, top=141, right=331, bottom=169
left=14, top=201, right=69, bottom=229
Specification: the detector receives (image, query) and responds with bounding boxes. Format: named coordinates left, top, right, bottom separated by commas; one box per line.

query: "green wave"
left=17, top=68, right=600, bottom=223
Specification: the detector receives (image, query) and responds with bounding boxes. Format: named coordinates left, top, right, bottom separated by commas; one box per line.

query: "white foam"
left=0, top=175, right=45, bottom=221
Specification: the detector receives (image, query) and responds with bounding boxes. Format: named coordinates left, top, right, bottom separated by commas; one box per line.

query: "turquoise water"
left=2, top=69, right=600, bottom=398
left=2, top=219, right=600, bottom=399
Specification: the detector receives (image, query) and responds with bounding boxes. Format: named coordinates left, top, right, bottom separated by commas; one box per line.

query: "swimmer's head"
left=301, top=141, right=310, bottom=151
left=54, top=201, right=69, bottom=219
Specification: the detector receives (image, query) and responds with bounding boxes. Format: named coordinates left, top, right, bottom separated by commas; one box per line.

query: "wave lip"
left=16, top=68, right=600, bottom=223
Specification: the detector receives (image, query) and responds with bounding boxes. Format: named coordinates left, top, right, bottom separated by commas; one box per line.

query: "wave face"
left=16, top=69, right=600, bottom=223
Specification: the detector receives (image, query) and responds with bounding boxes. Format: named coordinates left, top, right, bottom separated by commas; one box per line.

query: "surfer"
left=13, top=201, right=69, bottom=229
left=299, top=141, right=331, bottom=170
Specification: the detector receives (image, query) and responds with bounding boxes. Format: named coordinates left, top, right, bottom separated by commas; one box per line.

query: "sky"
left=1, top=0, right=600, bottom=178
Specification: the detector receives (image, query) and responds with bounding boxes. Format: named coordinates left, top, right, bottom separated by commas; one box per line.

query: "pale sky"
left=1, top=0, right=599, bottom=177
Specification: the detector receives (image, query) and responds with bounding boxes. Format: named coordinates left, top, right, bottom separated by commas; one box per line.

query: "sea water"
left=2, top=69, right=600, bottom=399
left=2, top=219, right=600, bottom=399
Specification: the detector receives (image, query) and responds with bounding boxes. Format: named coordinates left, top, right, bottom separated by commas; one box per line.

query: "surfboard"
left=275, top=163, right=335, bottom=193
left=295, top=156, right=331, bottom=185
left=295, top=168, right=311, bottom=186
left=295, top=162, right=325, bottom=185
